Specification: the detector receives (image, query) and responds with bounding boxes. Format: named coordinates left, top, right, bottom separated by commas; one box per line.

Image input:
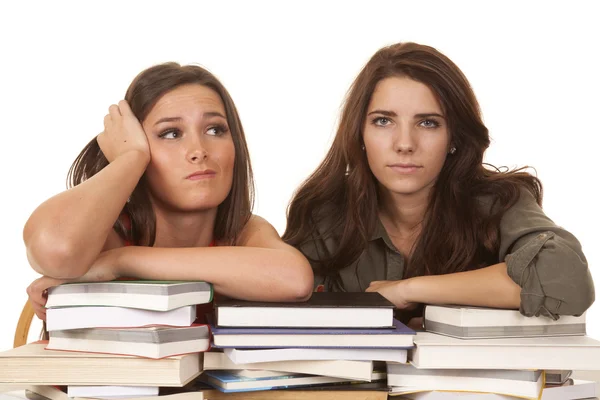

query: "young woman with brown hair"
left=25, top=63, right=313, bottom=321
left=284, top=42, right=593, bottom=326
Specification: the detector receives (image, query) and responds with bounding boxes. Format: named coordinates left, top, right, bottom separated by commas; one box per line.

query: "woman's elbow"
left=566, top=275, right=595, bottom=316
left=552, top=263, right=596, bottom=316
left=286, top=257, right=314, bottom=301
left=25, top=233, right=89, bottom=279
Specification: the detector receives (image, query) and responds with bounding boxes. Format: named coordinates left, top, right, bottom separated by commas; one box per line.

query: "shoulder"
left=474, top=185, right=540, bottom=218
left=235, top=214, right=281, bottom=247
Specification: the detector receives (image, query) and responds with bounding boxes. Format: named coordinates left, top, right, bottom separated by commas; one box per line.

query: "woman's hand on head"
left=97, top=100, right=151, bottom=164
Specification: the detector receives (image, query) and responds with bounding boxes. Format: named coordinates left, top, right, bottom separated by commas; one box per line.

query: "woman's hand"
left=97, top=100, right=150, bottom=164
left=366, top=279, right=418, bottom=310
left=75, top=248, right=123, bottom=282
left=26, top=276, right=68, bottom=321
left=26, top=248, right=125, bottom=321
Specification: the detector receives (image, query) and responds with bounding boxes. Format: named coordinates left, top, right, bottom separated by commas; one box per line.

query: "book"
left=199, top=369, right=356, bottom=392
left=394, top=393, right=514, bottom=400
left=542, top=379, right=597, bottom=400
left=180, top=382, right=389, bottom=400
left=224, top=346, right=408, bottom=364
left=387, top=363, right=543, bottom=399
left=215, top=292, right=395, bottom=328
left=203, top=351, right=374, bottom=381
left=211, top=318, right=414, bottom=348
left=544, top=369, right=572, bottom=385
left=24, top=386, right=206, bottom=400
left=46, top=305, right=196, bottom=331
left=66, top=386, right=159, bottom=399
left=393, top=379, right=597, bottom=400
left=163, top=380, right=389, bottom=400
left=423, top=305, right=586, bottom=339
left=411, top=332, right=600, bottom=370
left=46, top=281, right=213, bottom=311
left=47, top=325, right=210, bottom=359
left=0, top=342, right=202, bottom=386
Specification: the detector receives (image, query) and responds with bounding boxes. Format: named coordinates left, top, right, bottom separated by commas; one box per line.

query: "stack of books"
left=2, top=292, right=600, bottom=400
left=388, top=305, right=600, bottom=399
left=0, top=280, right=214, bottom=399
left=199, top=292, right=415, bottom=395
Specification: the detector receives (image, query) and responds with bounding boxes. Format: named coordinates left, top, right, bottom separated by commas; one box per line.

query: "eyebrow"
left=367, top=109, right=445, bottom=119
left=154, top=112, right=227, bottom=126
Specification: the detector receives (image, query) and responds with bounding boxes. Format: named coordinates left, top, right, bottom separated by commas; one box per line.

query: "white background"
left=0, top=1, right=598, bottom=351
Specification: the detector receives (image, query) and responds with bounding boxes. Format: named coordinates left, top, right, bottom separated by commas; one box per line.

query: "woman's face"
left=363, top=76, right=451, bottom=199
left=141, top=84, right=235, bottom=212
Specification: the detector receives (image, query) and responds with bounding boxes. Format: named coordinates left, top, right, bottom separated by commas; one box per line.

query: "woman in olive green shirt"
left=283, top=42, right=594, bottom=326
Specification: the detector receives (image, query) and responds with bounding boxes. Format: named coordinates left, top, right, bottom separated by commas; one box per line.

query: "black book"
left=215, top=292, right=395, bottom=329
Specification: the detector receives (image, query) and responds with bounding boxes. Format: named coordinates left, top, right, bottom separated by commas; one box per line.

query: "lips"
left=388, top=163, right=422, bottom=174
left=186, top=170, right=216, bottom=180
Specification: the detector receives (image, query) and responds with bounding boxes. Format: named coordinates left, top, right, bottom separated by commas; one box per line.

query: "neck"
left=152, top=206, right=217, bottom=248
left=378, top=185, right=432, bottom=239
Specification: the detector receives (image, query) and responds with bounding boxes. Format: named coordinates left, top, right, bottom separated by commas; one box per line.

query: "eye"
left=158, top=129, right=180, bottom=139
left=206, top=124, right=229, bottom=136
left=419, top=119, right=440, bottom=128
left=372, top=117, right=391, bottom=127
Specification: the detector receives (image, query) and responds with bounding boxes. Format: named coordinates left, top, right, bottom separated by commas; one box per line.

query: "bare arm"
left=91, top=216, right=315, bottom=301
left=23, top=101, right=150, bottom=279
left=367, top=262, right=521, bottom=310
left=405, top=262, right=521, bottom=308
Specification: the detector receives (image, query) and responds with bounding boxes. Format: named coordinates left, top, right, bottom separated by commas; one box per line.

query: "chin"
left=185, top=198, right=226, bottom=212
left=384, top=181, right=429, bottom=196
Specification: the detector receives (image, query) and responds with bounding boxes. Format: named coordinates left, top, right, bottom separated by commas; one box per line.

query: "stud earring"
left=449, top=146, right=457, bottom=154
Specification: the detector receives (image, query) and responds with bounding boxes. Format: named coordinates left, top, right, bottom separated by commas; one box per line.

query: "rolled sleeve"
left=498, top=190, right=594, bottom=319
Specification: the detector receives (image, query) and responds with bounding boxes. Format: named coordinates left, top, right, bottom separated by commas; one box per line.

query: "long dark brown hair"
left=68, top=63, right=254, bottom=246
left=283, top=42, right=542, bottom=279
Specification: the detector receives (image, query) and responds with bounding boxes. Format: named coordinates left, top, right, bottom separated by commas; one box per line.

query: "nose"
left=393, top=122, right=415, bottom=153
left=187, top=134, right=208, bottom=163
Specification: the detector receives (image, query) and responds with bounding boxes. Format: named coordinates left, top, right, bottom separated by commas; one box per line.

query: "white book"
left=393, top=379, right=597, bottom=400
left=542, top=379, right=597, bottom=400
left=424, top=305, right=586, bottom=339
left=46, top=281, right=212, bottom=311
left=224, top=347, right=408, bottom=364
left=46, top=306, right=196, bottom=331
left=203, top=351, right=374, bottom=381
left=214, top=292, right=395, bottom=328
left=47, top=325, right=210, bottom=359
left=387, top=363, right=542, bottom=399
left=67, top=386, right=159, bottom=399
left=394, top=393, right=513, bottom=399
left=23, top=386, right=205, bottom=400
left=411, top=332, right=600, bottom=370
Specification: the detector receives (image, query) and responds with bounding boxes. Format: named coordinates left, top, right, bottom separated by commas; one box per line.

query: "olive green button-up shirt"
left=297, top=189, right=594, bottom=320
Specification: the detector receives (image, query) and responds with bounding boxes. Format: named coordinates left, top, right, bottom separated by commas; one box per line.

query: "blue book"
left=211, top=318, right=414, bottom=348
left=200, top=369, right=358, bottom=393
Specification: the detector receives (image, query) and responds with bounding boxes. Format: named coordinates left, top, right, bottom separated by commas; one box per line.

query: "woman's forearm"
left=116, top=245, right=314, bottom=301
left=405, top=263, right=522, bottom=309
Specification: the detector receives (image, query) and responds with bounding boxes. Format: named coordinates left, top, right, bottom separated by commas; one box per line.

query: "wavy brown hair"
left=67, top=63, right=254, bottom=246
left=283, top=42, right=542, bottom=279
